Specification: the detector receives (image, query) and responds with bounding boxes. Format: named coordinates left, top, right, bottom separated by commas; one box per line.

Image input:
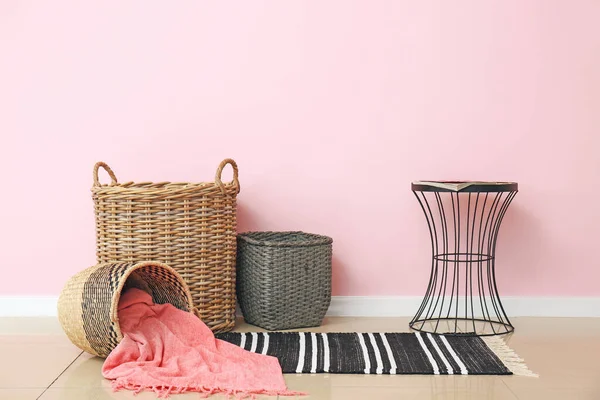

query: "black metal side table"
left=410, top=181, right=518, bottom=336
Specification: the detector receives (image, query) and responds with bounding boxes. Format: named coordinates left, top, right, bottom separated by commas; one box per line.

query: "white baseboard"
left=0, top=296, right=60, bottom=317
left=326, top=296, right=600, bottom=318
left=1, top=296, right=599, bottom=318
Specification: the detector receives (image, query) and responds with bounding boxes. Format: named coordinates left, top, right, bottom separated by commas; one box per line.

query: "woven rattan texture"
left=58, top=261, right=194, bottom=357
left=81, top=262, right=129, bottom=356
left=236, top=232, right=333, bottom=331
left=91, top=159, right=240, bottom=333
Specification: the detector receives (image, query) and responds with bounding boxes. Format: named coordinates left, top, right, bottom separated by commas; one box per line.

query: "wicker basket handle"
left=93, top=162, right=118, bottom=186
left=215, top=158, right=240, bottom=194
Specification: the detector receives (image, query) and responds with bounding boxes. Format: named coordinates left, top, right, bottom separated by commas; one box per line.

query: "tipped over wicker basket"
left=57, top=261, right=194, bottom=358
left=91, top=159, right=240, bottom=333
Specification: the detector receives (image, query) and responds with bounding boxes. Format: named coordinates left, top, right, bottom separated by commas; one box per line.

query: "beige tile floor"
left=1, top=317, right=599, bottom=399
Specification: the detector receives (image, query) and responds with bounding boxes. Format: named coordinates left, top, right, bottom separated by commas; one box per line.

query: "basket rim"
left=109, top=261, right=195, bottom=342
left=92, top=158, right=240, bottom=195
left=237, top=231, right=333, bottom=247
left=91, top=181, right=238, bottom=192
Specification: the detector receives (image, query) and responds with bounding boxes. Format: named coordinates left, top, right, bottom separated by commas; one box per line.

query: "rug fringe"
left=481, top=336, right=538, bottom=377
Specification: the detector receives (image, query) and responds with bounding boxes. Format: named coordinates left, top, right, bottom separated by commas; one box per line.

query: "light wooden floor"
left=1, top=317, right=599, bottom=399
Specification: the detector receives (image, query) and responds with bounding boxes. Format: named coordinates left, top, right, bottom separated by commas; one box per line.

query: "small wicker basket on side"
left=57, top=261, right=194, bottom=358
left=236, top=231, right=333, bottom=330
left=91, top=159, right=240, bottom=333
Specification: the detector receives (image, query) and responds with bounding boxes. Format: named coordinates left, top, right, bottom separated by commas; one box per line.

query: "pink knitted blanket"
left=102, top=288, right=298, bottom=398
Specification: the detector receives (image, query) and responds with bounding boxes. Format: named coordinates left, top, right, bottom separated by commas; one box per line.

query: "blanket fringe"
left=481, top=336, right=538, bottom=377
left=111, top=379, right=306, bottom=399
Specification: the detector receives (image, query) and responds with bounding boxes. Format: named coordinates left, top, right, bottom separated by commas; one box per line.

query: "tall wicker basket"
left=91, top=159, right=240, bottom=333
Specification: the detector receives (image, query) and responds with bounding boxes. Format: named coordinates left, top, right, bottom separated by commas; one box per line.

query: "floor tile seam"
left=499, top=376, right=522, bottom=399
left=36, top=351, right=83, bottom=400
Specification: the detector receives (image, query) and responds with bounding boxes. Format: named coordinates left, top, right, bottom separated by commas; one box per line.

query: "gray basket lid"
left=237, top=231, right=333, bottom=247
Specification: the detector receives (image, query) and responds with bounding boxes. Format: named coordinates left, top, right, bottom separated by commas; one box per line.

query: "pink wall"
left=1, top=1, right=599, bottom=297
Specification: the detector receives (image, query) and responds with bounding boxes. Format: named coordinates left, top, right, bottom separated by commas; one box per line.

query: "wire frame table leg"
left=409, top=189, right=517, bottom=336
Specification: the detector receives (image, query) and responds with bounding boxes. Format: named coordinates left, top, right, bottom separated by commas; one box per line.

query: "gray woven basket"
left=236, top=231, right=333, bottom=330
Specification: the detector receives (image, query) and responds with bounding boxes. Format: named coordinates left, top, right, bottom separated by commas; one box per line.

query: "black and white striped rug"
left=215, top=332, right=536, bottom=376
